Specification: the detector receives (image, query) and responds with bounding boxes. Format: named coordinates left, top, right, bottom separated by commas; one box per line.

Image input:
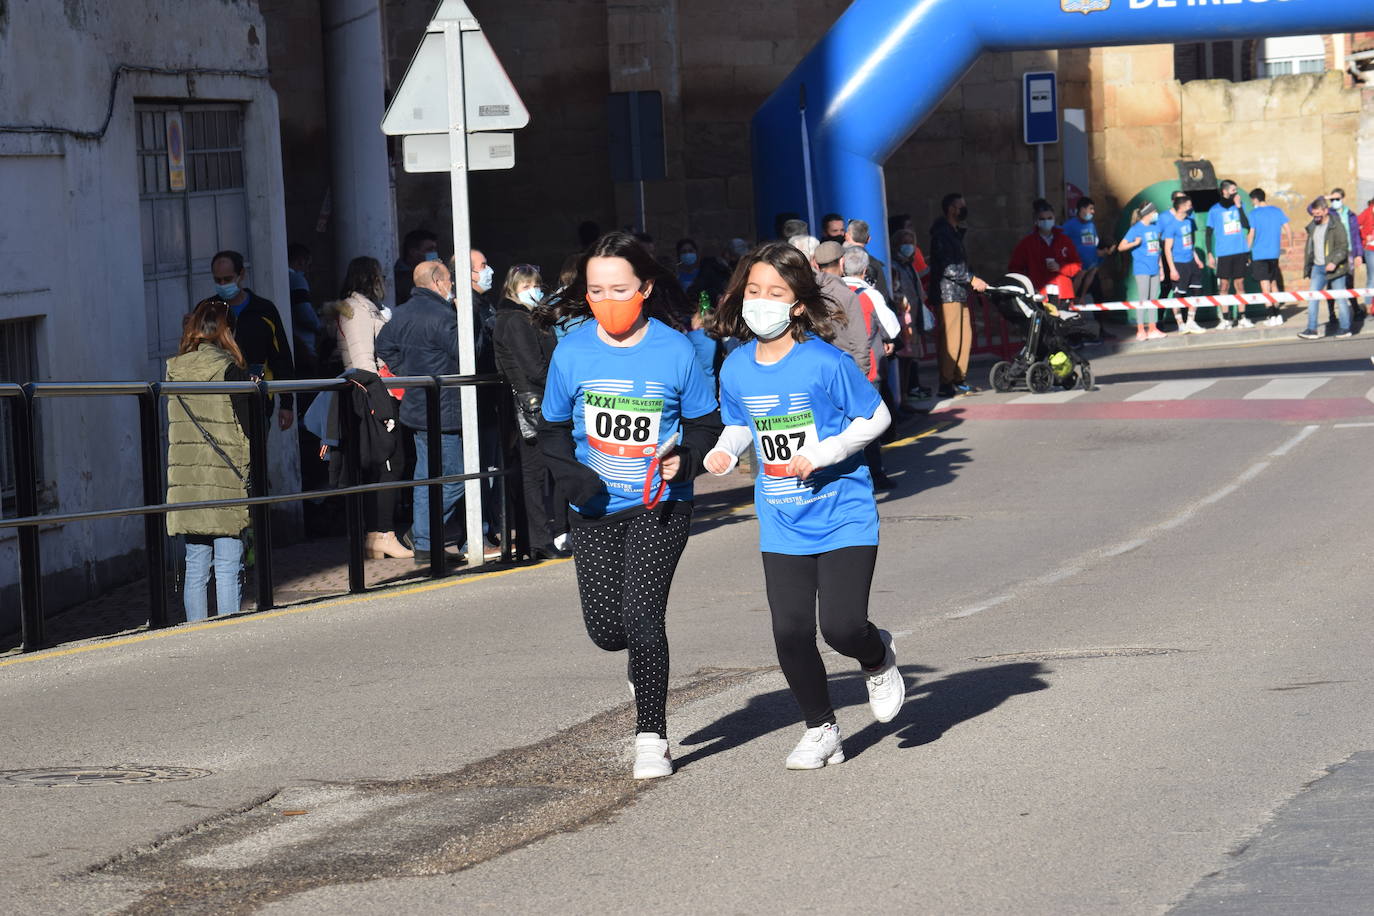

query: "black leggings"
left=572, top=506, right=693, bottom=737
left=762, top=546, right=885, bottom=728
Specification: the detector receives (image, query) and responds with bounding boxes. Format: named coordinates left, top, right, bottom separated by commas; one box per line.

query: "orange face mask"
left=586, top=290, right=645, bottom=335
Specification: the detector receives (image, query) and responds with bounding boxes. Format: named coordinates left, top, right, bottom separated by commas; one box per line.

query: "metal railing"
left=1, top=374, right=517, bottom=653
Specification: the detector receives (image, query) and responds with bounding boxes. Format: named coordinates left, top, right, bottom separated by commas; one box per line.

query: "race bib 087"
left=584, top=392, right=663, bottom=458
left=753, top=410, right=819, bottom=477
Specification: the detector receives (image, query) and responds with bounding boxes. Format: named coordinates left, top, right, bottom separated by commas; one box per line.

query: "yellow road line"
left=0, top=559, right=570, bottom=670
left=883, top=420, right=953, bottom=449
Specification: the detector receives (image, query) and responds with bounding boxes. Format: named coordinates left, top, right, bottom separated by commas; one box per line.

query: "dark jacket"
left=374, top=286, right=461, bottom=432
left=228, top=290, right=295, bottom=409
left=929, top=219, right=973, bottom=304
left=1304, top=215, right=1350, bottom=280
left=492, top=297, right=556, bottom=436
left=473, top=288, right=499, bottom=374
left=325, top=369, right=401, bottom=487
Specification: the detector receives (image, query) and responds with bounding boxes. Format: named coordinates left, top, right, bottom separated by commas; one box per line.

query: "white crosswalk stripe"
left=1125, top=380, right=1217, bottom=401
left=1242, top=377, right=1332, bottom=400
left=1009, top=390, right=1087, bottom=404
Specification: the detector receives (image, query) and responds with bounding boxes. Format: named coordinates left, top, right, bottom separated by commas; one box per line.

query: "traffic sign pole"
left=443, top=20, right=485, bottom=568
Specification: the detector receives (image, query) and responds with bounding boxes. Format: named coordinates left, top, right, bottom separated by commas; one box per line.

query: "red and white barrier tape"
left=1064, top=289, right=1374, bottom=312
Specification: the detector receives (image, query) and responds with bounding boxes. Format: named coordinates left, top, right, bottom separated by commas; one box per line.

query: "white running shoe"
left=1186, top=320, right=1205, bottom=334
left=864, top=629, right=906, bottom=723
left=1216, top=318, right=1233, bottom=330
left=633, top=733, right=673, bottom=779
left=1237, top=316, right=1255, bottom=328
left=785, top=723, right=845, bottom=770
left=1270, top=315, right=1285, bottom=327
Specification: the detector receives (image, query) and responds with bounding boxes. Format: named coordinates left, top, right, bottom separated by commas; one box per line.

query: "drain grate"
left=0, top=765, right=212, bottom=788
left=883, top=514, right=970, bottom=523
left=972, top=647, right=1186, bottom=663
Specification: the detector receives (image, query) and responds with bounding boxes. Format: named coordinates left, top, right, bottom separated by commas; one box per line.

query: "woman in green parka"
left=166, top=297, right=253, bottom=621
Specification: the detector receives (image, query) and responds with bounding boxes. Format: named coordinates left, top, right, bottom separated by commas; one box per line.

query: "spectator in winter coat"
left=166, top=298, right=252, bottom=621
left=928, top=193, right=989, bottom=397
left=1007, top=199, right=1083, bottom=301
left=394, top=228, right=439, bottom=305
left=210, top=250, right=295, bottom=429
left=1298, top=196, right=1352, bottom=340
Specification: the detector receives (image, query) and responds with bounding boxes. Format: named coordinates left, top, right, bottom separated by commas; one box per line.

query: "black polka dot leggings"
left=572, top=506, right=693, bottom=737
left=762, top=545, right=885, bottom=728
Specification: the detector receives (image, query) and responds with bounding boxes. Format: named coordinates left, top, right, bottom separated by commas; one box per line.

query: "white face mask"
left=476, top=265, right=494, bottom=292
left=516, top=287, right=544, bottom=307
left=1037, top=218, right=1055, bottom=232
left=742, top=298, right=794, bottom=341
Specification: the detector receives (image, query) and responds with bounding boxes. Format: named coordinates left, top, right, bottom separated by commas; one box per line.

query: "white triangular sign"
left=381, top=29, right=529, bottom=135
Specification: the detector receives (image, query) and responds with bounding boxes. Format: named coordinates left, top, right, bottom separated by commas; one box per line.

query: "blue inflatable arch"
left=753, top=0, right=1374, bottom=263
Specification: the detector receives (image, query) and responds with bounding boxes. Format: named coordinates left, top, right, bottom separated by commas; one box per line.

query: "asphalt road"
left=4, top=336, right=1374, bottom=914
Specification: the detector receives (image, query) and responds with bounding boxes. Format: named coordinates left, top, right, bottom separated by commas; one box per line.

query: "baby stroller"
left=984, top=274, right=1095, bottom=394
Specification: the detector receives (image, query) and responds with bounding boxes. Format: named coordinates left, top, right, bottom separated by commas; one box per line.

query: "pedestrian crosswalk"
left=993, top=374, right=1362, bottom=405
left=1241, top=377, right=1331, bottom=400
left=1123, top=379, right=1216, bottom=401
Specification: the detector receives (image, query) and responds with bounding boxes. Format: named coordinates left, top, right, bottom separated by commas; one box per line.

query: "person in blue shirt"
left=1206, top=180, right=1254, bottom=329
left=537, top=232, right=722, bottom=781
left=1163, top=192, right=1206, bottom=334
left=1246, top=188, right=1292, bottom=326
left=1118, top=202, right=1166, bottom=340
left=1061, top=198, right=1113, bottom=303
left=702, top=241, right=903, bottom=771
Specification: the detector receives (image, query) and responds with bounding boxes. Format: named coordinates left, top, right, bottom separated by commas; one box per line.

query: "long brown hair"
left=708, top=241, right=838, bottom=343
left=178, top=297, right=246, bottom=368
left=534, top=231, right=688, bottom=331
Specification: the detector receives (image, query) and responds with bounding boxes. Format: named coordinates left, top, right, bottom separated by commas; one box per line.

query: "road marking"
left=1334, top=422, right=1374, bottom=429
left=1244, top=377, right=1331, bottom=400
left=0, top=560, right=568, bottom=670
left=1125, top=379, right=1217, bottom=401
left=945, top=595, right=1011, bottom=620
left=1270, top=425, right=1319, bottom=456
left=1009, top=390, right=1086, bottom=404
left=883, top=420, right=953, bottom=450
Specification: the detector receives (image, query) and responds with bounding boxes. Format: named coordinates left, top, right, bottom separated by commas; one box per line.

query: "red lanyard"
left=642, top=432, right=680, bottom=509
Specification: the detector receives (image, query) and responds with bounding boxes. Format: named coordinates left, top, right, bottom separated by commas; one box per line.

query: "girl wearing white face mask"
left=492, top=264, right=569, bottom=560
left=703, top=241, right=903, bottom=771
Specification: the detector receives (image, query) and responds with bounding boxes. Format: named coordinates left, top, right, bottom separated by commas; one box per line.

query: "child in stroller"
left=984, top=274, right=1096, bottom=393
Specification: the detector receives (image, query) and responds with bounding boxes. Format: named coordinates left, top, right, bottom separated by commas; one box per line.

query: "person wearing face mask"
left=928, top=192, right=988, bottom=398
left=1163, top=191, right=1206, bottom=334
left=394, top=229, right=439, bottom=305
left=1326, top=188, right=1364, bottom=326
left=374, top=259, right=469, bottom=567
left=703, top=240, right=902, bottom=771
left=1206, top=180, right=1254, bottom=329
left=492, top=264, right=568, bottom=560
left=820, top=212, right=846, bottom=244
left=1297, top=196, right=1352, bottom=340
left=1061, top=198, right=1113, bottom=303
left=1008, top=199, right=1083, bottom=303
left=209, top=250, right=295, bottom=430
left=889, top=229, right=932, bottom=403
left=536, top=232, right=722, bottom=780
left=1118, top=203, right=1167, bottom=340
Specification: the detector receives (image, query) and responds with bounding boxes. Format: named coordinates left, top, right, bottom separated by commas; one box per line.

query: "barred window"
left=0, top=317, right=42, bottom=513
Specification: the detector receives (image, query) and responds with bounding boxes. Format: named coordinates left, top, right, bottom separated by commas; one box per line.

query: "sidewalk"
left=1081, top=300, right=1371, bottom=357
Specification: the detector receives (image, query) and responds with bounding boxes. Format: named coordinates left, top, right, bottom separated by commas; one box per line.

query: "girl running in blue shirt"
left=704, top=242, right=904, bottom=770
left=538, top=232, right=722, bottom=780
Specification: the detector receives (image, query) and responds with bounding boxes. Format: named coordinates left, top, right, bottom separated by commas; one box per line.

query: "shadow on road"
left=675, top=661, right=1050, bottom=769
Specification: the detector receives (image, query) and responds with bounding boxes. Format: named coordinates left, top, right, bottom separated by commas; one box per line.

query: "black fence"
left=0, top=374, right=517, bottom=654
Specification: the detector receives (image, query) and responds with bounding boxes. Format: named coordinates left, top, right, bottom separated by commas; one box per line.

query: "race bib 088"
left=584, top=392, right=663, bottom=458
left=753, top=410, right=819, bottom=477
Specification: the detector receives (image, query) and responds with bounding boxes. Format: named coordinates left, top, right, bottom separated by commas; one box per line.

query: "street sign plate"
left=381, top=30, right=529, bottom=135
left=1023, top=71, right=1059, bottom=145
left=402, top=132, right=515, bottom=173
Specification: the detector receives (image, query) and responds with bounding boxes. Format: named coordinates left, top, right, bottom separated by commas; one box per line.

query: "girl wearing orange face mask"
left=536, top=232, right=723, bottom=780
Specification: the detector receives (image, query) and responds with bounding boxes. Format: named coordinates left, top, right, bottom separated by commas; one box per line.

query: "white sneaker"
left=785, top=723, right=845, bottom=770
left=864, top=629, right=906, bottom=723
left=553, top=531, right=571, bottom=551
left=1270, top=315, right=1285, bottom=327
left=1237, top=316, right=1254, bottom=328
left=1186, top=320, right=1205, bottom=334
left=633, top=733, right=673, bottom=779
left=1216, top=318, right=1233, bottom=330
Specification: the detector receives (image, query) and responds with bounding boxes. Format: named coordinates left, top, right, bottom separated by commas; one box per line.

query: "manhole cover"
left=883, top=514, right=970, bottom=522
left=0, top=765, right=212, bottom=787
left=972, top=647, right=1186, bottom=663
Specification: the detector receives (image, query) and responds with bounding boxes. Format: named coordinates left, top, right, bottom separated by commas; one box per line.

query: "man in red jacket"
left=1359, top=196, right=1374, bottom=315
left=1008, top=199, right=1083, bottom=302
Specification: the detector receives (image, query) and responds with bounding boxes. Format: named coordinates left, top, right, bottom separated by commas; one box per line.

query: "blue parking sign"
left=1023, top=71, right=1058, bottom=145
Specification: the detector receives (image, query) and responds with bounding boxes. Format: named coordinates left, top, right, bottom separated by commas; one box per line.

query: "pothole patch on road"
left=90, top=665, right=771, bottom=916
left=0, top=766, right=212, bottom=788
left=972, top=647, right=1189, bottom=663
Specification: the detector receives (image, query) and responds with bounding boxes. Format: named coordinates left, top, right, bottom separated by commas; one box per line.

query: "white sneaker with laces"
left=633, top=733, right=673, bottom=779
left=1237, top=316, right=1255, bottom=328
left=785, top=723, right=844, bottom=770
left=864, top=629, right=906, bottom=723
left=1216, top=318, right=1233, bottom=330
left=1186, top=320, right=1205, bottom=334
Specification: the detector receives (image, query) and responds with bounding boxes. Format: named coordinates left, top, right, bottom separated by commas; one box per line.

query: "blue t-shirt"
left=542, top=319, right=718, bottom=516
left=719, top=337, right=883, bottom=555
left=1248, top=205, right=1290, bottom=261
left=686, top=327, right=717, bottom=385
left=1207, top=203, right=1251, bottom=257
left=1062, top=216, right=1101, bottom=268
left=1123, top=220, right=1162, bottom=277
left=1164, top=211, right=1197, bottom=263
